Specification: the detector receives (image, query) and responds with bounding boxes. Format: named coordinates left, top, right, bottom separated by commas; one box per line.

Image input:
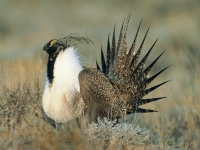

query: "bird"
left=42, top=16, right=169, bottom=124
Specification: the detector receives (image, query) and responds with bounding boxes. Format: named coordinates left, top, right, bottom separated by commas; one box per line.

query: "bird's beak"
left=43, top=45, right=47, bottom=51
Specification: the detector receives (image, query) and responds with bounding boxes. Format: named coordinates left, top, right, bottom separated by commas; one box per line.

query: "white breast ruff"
left=42, top=47, right=84, bottom=123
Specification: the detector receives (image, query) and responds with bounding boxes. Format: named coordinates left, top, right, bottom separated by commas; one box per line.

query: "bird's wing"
left=78, top=68, right=125, bottom=121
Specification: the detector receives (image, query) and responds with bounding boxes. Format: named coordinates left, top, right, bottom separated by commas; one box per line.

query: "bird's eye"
left=50, top=40, right=57, bottom=47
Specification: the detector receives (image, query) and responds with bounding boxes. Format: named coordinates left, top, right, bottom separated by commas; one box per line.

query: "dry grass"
left=0, top=80, right=155, bottom=149
left=0, top=0, right=200, bottom=149
left=0, top=54, right=199, bottom=149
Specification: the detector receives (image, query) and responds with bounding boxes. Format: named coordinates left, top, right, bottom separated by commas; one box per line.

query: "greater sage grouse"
left=42, top=16, right=169, bottom=123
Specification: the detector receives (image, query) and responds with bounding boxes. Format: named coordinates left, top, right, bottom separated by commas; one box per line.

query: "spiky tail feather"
left=97, top=16, right=169, bottom=113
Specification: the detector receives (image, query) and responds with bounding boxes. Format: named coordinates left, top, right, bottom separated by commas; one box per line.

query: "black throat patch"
left=47, top=55, right=58, bottom=86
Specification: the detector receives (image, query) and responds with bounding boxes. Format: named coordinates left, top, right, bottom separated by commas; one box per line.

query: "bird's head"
left=43, top=35, right=93, bottom=58
left=43, top=39, right=66, bottom=57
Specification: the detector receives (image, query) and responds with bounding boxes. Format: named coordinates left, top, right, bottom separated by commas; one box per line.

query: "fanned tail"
left=101, top=46, right=106, bottom=74
left=97, top=17, right=169, bottom=114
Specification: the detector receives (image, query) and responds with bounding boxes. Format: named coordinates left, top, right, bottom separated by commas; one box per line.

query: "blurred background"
left=0, top=0, right=200, bottom=147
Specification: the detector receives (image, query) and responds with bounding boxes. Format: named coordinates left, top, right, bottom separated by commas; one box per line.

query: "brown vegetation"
left=0, top=0, right=200, bottom=149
